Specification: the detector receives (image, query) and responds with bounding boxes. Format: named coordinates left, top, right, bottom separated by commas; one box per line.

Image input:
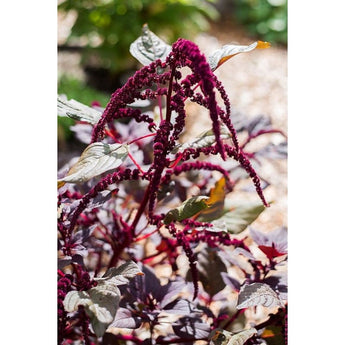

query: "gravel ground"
left=58, top=19, right=287, bottom=231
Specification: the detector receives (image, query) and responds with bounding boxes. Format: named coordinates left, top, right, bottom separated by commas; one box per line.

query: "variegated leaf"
left=208, top=41, right=270, bottom=71
left=164, top=196, right=209, bottom=224
left=57, top=96, right=102, bottom=125
left=58, top=142, right=128, bottom=187
left=237, top=282, right=284, bottom=309
left=209, top=328, right=257, bottom=345
left=130, top=24, right=172, bottom=66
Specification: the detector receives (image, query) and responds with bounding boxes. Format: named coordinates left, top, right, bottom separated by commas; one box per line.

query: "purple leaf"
left=256, top=142, right=287, bottom=160
left=85, top=190, right=113, bottom=211
left=159, top=280, right=185, bottom=308
left=232, top=247, right=256, bottom=260
left=196, top=247, right=227, bottom=296
left=162, top=299, right=195, bottom=315
left=141, top=264, right=163, bottom=296
left=70, top=123, right=93, bottom=144
left=250, top=227, right=287, bottom=255
left=264, top=272, right=287, bottom=301
left=58, top=257, right=72, bottom=270
left=110, top=307, right=142, bottom=329
left=172, top=316, right=210, bottom=339
left=247, top=114, right=272, bottom=135
left=220, top=272, right=241, bottom=292
left=71, top=225, right=96, bottom=244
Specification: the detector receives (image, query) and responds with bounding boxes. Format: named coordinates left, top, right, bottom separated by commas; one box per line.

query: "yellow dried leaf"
left=198, top=177, right=226, bottom=221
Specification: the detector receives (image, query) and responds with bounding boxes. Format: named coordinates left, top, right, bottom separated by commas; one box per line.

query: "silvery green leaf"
left=164, top=196, right=209, bottom=224
left=130, top=24, right=172, bottom=66
left=172, top=125, right=231, bottom=154
left=95, top=261, right=143, bottom=286
left=237, top=282, right=284, bottom=309
left=58, top=143, right=128, bottom=186
left=209, top=328, right=257, bottom=345
left=208, top=41, right=270, bottom=71
left=57, top=96, right=102, bottom=125
left=63, top=283, right=121, bottom=337
left=209, top=200, right=266, bottom=234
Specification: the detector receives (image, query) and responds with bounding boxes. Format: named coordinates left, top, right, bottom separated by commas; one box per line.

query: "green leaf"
left=172, top=125, right=231, bottom=154
left=57, top=95, right=102, bottom=125
left=63, top=284, right=121, bottom=337
left=207, top=200, right=266, bottom=234
left=164, top=196, right=209, bottom=225
left=58, top=142, right=128, bottom=187
left=237, top=283, right=284, bottom=309
left=129, top=24, right=172, bottom=66
left=209, top=328, right=257, bottom=345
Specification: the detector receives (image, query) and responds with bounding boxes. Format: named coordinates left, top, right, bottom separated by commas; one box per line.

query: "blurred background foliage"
left=57, top=0, right=287, bottom=114
left=58, top=0, right=219, bottom=75
left=231, top=0, right=287, bottom=45
left=58, top=75, right=110, bottom=144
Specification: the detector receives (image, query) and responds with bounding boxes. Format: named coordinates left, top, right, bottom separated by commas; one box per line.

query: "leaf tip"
left=256, top=41, right=271, bottom=49
left=58, top=180, right=65, bottom=189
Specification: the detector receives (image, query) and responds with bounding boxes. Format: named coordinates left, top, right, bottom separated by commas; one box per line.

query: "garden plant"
left=58, top=25, right=287, bottom=345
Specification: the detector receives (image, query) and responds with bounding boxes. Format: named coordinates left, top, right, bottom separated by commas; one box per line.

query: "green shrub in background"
left=232, top=0, right=287, bottom=45
left=58, top=0, right=219, bottom=74
left=58, top=75, right=110, bottom=143
left=58, top=75, right=110, bottom=106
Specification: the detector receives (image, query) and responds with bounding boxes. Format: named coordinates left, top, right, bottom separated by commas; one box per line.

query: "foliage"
left=58, top=75, right=110, bottom=106
left=58, top=0, right=219, bottom=74
left=58, top=26, right=287, bottom=344
left=58, top=76, right=110, bottom=142
left=232, top=0, right=287, bottom=45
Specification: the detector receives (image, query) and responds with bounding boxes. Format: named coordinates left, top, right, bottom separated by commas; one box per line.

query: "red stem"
left=168, top=153, right=183, bottom=168
left=130, top=184, right=151, bottom=236
left=241, top=129, right=287, bottom=149
left=127, top=132, right=156, bottom=145
left=127, top=151, right=145, bottom=174
left=134, top=228, right=159, bottom=242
